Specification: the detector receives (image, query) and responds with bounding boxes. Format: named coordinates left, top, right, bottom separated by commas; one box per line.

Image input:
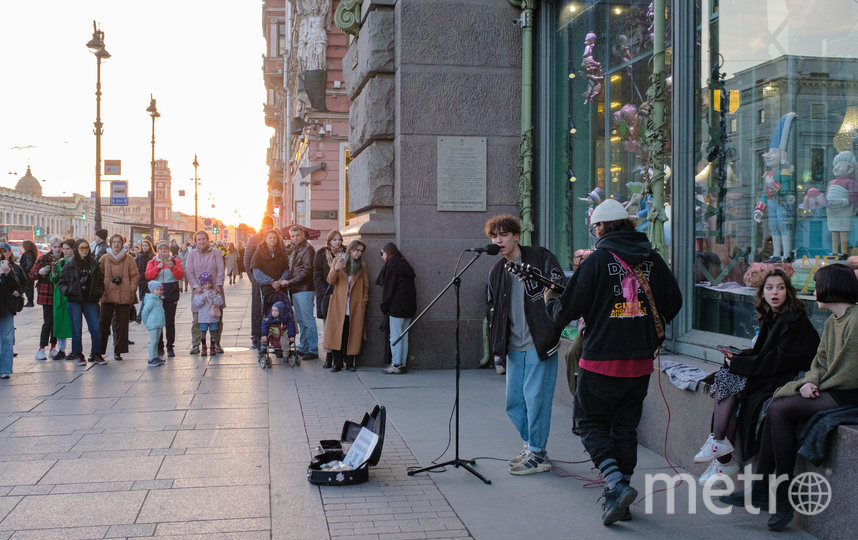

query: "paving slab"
left=0, top=460, right=55, bottom=486
left=0, top=490, right=146, bottom=529
left=157, top=452, right=268, bottom=481
left=70, top=430, right=176, bottom=452
left=39, top=455, right=163, bottom=484
left=137, top=485, right=269, bottom=523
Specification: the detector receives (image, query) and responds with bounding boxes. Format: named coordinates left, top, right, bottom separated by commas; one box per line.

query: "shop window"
left=692, top=0, right=858, bottom=339
left=556, top=1, right=672, bottom=269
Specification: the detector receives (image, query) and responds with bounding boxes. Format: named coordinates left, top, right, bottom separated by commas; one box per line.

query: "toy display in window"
left=825, top=151, right=858, bottom=256
left=581, top=33, right=603, bottom=106
left=753, top=113, right=797, bottom=262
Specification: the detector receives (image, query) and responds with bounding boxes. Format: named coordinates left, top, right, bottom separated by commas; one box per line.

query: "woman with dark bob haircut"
left=720, top=263, right=858, bottom=531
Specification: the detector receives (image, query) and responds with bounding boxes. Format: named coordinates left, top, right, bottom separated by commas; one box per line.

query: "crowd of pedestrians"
left=0, top=228, right=250, bottom=377
left=1, top=215, right=417, bottom=383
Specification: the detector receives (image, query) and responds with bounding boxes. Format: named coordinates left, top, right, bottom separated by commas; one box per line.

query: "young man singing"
left=486, top=214, right=565, bottom=475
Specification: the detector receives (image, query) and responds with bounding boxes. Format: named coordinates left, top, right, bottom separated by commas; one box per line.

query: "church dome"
left=15, top=166, right=42, bottom=196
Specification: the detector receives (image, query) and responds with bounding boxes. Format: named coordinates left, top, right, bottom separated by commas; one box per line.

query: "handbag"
left=318, top=284, right=334, bottom=319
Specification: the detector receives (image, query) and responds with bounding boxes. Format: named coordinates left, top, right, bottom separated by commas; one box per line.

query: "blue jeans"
left=148, top=328, right=163, bottom=360
left=292, top=291, right=318, bottom=355
left=505, top=349, right=558, bottom=454
left=389, top=316, right=411, bottom=366
left=67, top=301, right=101, bottom=355
left=0, top=315, right=14, bottom=374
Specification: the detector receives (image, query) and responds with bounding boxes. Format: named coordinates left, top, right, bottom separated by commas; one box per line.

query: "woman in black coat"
left=58, top=239, right=105, bottom=365
left=693, top=268, right=819, bottom=484
left=19, top=240, right=39, bottom=307
left=0, top=247, right=21, bottom=378
left=313, top=230, right=344, bottom=368
left=134, top=238, right=155, bottom=321
left=376, top=242, right=417, bottom=374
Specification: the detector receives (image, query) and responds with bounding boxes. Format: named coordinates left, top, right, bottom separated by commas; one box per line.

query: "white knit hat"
left=590, top=199, right=631, bottom=224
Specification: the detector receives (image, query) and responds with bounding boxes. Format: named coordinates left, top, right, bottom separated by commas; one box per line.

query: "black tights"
left=332, top=316, right=354, bottom=369
left=756, top=392, right=839, bottom=477
left=40, top=304, right=56, bottom=348
left=712, top=393, right=740, bottom=442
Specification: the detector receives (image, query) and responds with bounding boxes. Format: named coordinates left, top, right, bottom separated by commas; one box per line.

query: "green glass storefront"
left=537, top=1, right=858, bottom=351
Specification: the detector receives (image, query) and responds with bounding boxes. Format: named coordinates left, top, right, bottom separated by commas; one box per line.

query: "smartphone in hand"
left=716, top=345, right=743, bottom=355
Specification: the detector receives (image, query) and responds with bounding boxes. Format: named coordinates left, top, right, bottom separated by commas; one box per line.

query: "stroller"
left=259, top=289, right=299, bottom=369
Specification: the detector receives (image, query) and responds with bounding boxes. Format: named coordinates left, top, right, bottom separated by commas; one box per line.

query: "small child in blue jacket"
left=261, top=300, right=297, bottom=365
left=140, top=281, right=166, bottom=367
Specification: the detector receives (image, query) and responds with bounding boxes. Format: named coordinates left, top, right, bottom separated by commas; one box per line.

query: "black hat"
left=95, top=229, right=108, bottom=240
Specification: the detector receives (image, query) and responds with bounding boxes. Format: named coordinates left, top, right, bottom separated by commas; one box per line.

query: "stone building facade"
left=335, top=0, right=523, bottom=368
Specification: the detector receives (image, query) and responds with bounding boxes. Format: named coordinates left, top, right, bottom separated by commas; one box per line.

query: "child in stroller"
left=260, top=294, right=297, bottom=368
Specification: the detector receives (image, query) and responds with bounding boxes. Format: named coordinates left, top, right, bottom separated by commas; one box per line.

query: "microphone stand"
left=393, top=251, right=491, bottom=484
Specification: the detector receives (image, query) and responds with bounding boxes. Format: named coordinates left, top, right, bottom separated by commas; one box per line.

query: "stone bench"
left=554, top=343, right=856, bottom=539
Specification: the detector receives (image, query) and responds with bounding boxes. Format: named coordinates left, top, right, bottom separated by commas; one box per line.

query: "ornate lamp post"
left=192, top=155, right=199, bottom=233
left=86, top=21, right=110, bottom=232
left=146, top=95, right=160, bottom=239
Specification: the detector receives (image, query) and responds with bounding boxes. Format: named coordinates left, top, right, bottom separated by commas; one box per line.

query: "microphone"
left=466, top=244, right=500, bottom=255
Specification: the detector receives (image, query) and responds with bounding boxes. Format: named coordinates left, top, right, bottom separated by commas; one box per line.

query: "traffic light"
left=82, top=212, right=86, bottom=220
left=35, top=227, right=41, bottom=236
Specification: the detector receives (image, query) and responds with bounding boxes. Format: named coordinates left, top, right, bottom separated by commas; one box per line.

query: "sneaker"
left=35, top=348, right=47, bottom=360
left=508, top=445, right=529, bottom=466
left=601, top=483, right=638, bottom=526
left=147, top=358, right=163, bottom=367
left=509, top=452, right=551, bottom=475
left=698, top=457, right=740, bottom=485
left=214, top=344, right=224, bottom=354
left=495, top=363, right=506, bottom=375
left=190, top=346, right=200, bottom=355
left=76, top=354, right=87, bottom=366
left=113, top=354, right=123, bottom=362
left=94, top=354, right=107, bottom=365
left=300, top=352, right=319, bottom=360
left=53, top=351, right=66, bottom=360
left=693, top=434, right=734, bottom=462
left=0, top=373, right=9, bottom=379
left=383, top=364, right=402, bottom=374
left=49, top=346, right=58, bottom=358
left=166, top=348, right=175, bottom=358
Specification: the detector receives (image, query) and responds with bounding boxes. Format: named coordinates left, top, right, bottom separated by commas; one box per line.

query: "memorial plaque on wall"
left=437, top=137, right=486, bottom=211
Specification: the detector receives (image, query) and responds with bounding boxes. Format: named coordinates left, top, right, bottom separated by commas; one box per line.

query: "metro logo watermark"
left=644, top=466, right=832, bottom=516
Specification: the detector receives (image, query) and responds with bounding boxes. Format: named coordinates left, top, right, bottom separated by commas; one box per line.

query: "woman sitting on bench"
left=694, top=269, right=819, bottom=485
left=720, top=263, right=858, bottom=531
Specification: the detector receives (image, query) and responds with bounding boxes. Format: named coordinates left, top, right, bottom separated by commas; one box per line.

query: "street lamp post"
left=146, top=95, right=160, bottom=240
left=192, top=155, right=199, bottom=232
left=86, top=21, right=110, bottom=232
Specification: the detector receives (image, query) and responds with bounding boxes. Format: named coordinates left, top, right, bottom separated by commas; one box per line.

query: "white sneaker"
left=693, top=434, right=734, bottom=462
left=698, top=457, right=740, bottom=485
left=49, top=347, right=59, bottom=359
left=35, top=348, right=47, bottom=360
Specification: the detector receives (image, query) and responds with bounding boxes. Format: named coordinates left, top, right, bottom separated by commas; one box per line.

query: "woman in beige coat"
left=324, top=239, right=369, bottom=371
left=99, top=234, right=140, bottom=361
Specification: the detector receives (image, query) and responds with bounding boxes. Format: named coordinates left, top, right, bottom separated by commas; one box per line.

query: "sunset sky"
left=0, top=1, right=272, bottom=228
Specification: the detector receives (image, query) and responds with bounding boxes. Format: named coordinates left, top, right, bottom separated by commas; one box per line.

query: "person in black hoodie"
left=545, top=199, right=682, bottom=526
left=486, top=215, right=566, bottom=477
left=376, top=243, right=417, bottom=374
left=58, top=239, right=105, bottom=366
left=0, top=247, right=21, bottom=378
